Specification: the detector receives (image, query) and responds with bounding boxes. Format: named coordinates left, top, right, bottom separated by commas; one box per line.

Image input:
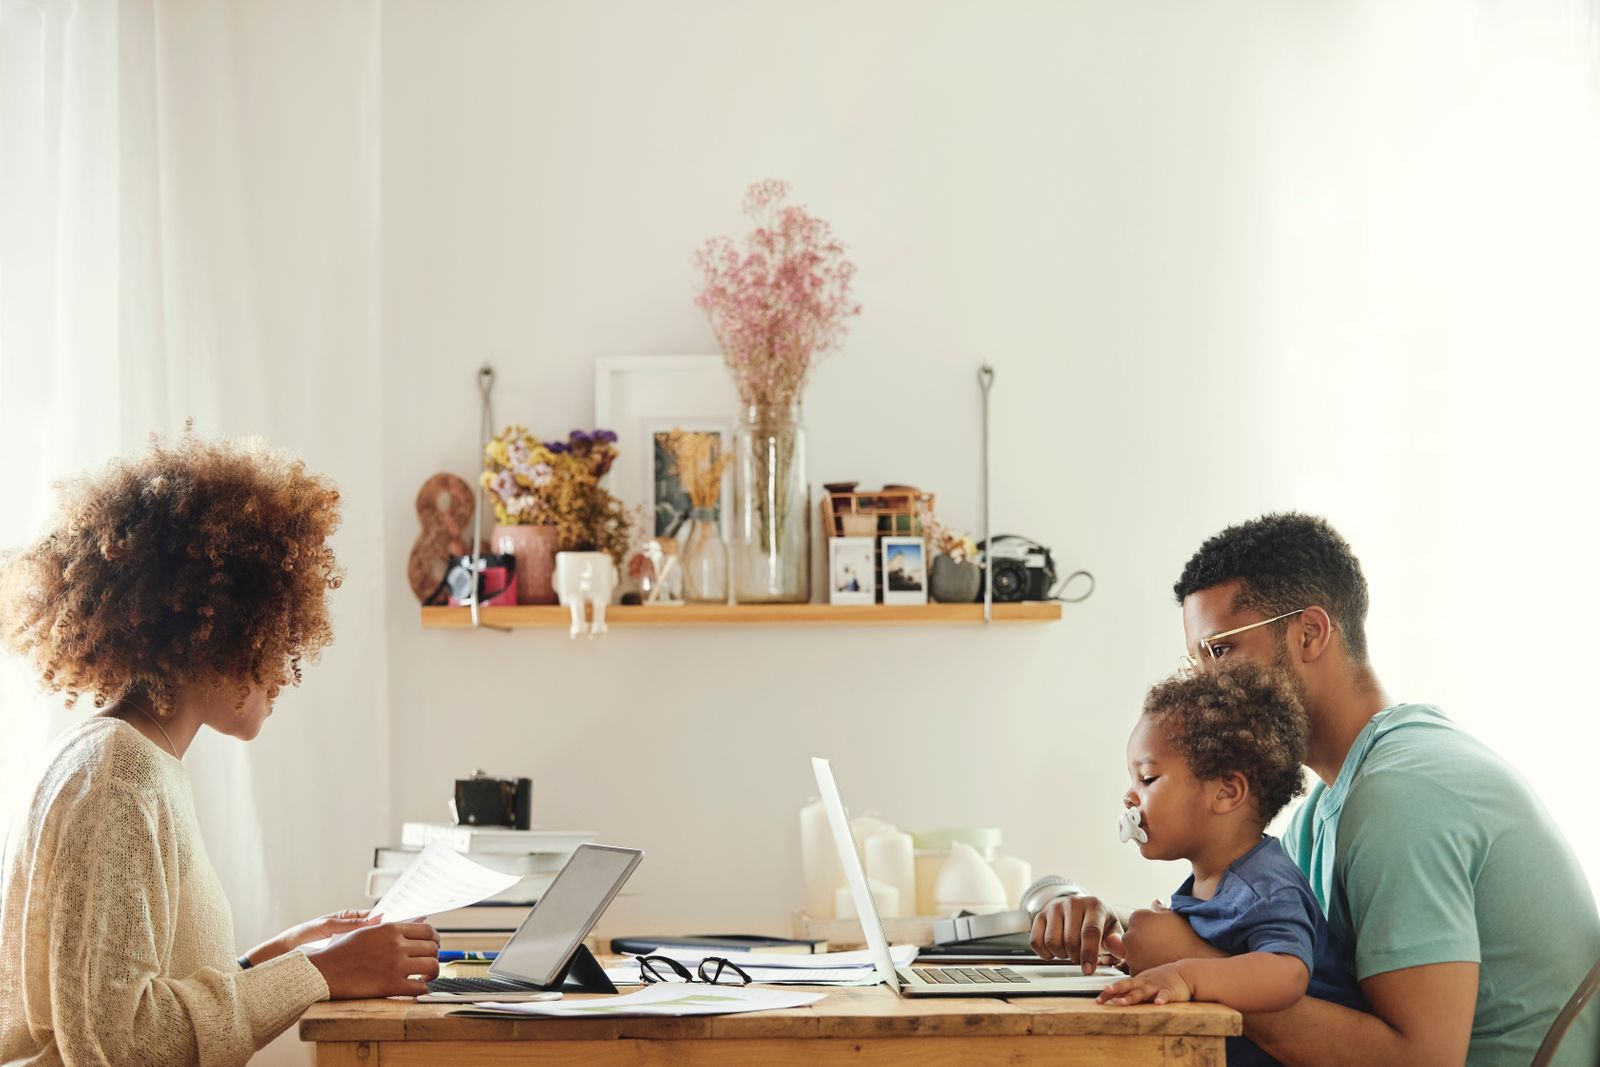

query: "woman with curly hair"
left=0, top=435, right=438, bottom=1066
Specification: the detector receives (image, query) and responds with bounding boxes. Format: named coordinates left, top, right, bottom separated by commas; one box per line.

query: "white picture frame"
left=594, top=356, right=740, bottom=544
left=881, top=536, right=928, bottom=605
left=828, top=537, right=877, bottom=606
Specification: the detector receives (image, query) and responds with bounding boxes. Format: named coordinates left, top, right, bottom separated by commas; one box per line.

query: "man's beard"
left=1272, top=638, right=1311, bottom=710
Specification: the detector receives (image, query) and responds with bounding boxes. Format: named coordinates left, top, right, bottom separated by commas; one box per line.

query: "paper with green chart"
left=457, top=984, right=825, bottom=1017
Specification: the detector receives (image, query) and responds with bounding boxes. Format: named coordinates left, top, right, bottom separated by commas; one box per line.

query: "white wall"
left=379, top=0, right=1600, bottom=942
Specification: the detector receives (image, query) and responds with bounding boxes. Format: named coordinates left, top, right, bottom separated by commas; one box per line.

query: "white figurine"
left=554, top=551, right=618, bottom=638
left=1119, top=805, right=1149, bottom=845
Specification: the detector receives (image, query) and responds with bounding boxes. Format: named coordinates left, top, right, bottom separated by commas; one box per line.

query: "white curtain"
left=1, top=3, right=384, bottom=1063
left=1261, top=1, right=1600, bottom=886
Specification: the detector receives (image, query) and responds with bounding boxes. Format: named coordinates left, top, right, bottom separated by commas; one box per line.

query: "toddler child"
left=1097, top=663, right=1366, bottom=1067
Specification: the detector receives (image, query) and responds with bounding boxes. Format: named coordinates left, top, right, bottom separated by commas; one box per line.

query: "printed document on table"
left=302, top=842, right=522, bottom=950
left=629, top=944, right=917, bottom=970
left=456, top=984, right=826, bottom=1017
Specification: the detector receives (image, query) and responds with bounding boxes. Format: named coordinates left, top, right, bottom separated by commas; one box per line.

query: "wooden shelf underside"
left=420, top=602, right=1062, bottom=629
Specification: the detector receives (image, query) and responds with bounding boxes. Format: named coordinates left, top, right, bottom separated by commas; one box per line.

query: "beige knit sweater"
left=0, top=717, right=329, bottom=1066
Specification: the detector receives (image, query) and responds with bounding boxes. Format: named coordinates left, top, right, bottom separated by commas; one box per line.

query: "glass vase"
left=732, top=403, right=810, bottom=603
left=681, top=508, right=728, bottom=603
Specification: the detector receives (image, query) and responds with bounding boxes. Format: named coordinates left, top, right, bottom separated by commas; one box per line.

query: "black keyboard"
left=426, top=976, right=537, bottom=993
left=912, top=967, right=1031, bottom=985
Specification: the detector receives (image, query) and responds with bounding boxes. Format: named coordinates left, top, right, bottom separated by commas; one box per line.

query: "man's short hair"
left=1173, top=513, right=1371, bottom=663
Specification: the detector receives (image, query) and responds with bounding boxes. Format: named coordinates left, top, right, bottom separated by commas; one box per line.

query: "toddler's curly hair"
left=0, top=433, right=343, bottom=717
left=1143, top=663, right=1309, bottom=824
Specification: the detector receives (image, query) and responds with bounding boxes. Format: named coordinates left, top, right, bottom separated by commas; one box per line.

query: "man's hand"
left=1097, top=961, right=1195, bottom=1006
left=244, top=909, right=379, bottom=965
left=1028, top=894, right=1127, bottom=974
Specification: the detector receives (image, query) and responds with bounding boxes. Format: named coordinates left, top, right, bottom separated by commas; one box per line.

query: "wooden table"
left=299, top=984, right=1240, bottom=1065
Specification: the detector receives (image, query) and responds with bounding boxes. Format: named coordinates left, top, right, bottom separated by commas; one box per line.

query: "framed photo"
left=828, top=537, right=876, bottom=606
left=595, top=356, right=739, bottom=543
left=644, top=420, right=732, bottom=541
left=881, top=536, right=928, bottom=605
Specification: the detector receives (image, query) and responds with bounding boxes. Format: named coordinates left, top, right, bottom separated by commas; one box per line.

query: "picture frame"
left=828, top=537, right=877, bottom=606
left=644, top=419, right=732, bottom=542
left=881, top=536, right=928, bottom=606
left=594, top=356, right=739, bottom=544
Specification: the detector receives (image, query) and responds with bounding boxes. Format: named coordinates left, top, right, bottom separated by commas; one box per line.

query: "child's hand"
left=1096, top=961, right=1194, bottom=1006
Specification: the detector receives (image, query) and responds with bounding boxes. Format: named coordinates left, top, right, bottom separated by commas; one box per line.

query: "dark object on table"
left=610, top=934, right=829, bottom=956
left=977, top=536, right=1058, bottom=602
left=452, top=772, right=533, bottom=828
left=822, top=481, right=859, bottom=494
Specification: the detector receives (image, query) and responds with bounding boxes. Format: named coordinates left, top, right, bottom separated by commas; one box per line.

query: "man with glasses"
left=1031, top=513, right=1599, bottom=1067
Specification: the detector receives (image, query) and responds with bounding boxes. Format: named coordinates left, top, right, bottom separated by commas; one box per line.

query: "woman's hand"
left=244, top=909, right=380, bottom=965
left=304, top=921, right=441, bottom=999
left=1097, top=961, right=1195, bottom=1006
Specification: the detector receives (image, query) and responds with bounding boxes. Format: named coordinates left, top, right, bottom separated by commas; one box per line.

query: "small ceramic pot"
left=929, top=554, right=981, bottom=603
left=492, top=524, right=559, bottom=604
left=555, top=550, right=620, bottom=638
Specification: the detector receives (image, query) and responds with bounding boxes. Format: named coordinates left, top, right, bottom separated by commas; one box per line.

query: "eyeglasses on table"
left=635, top=954, right=752, bottom=987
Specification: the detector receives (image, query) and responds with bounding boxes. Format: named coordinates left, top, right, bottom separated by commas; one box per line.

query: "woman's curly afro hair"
left=1143, top=663, right=1309, bottom=825
left=1, top=433, right=343, bottom=717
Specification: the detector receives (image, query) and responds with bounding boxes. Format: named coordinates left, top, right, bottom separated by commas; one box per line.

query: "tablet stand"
left=553, top=944, right=617, bottom=994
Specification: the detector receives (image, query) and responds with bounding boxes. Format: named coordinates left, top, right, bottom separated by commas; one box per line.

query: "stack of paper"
left=606, top=944, right=918, bottom=987
left=303, top=843, right=523, bottom=952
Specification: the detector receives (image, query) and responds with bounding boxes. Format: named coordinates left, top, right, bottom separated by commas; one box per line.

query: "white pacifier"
left=1119, top=805, right=1149, bottom=845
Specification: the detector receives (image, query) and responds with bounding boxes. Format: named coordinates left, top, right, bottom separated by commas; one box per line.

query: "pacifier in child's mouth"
left=1118, top=805, right=1149, bottom=845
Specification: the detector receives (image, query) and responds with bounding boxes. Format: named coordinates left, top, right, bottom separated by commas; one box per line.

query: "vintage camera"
left=452, top=771, right=533, bottom=829
left=424, top=552, right=517, bottom=607
left=977, top=536, right=1059, bottom=602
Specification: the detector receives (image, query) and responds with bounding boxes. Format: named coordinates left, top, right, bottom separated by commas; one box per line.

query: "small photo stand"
left=829, top=537, right=876, bottom=606
left=881, top=536, right=928, bottom=606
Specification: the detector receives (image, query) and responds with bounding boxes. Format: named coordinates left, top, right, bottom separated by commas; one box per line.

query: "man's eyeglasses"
left=636, top=955, right=752, bottom=987
left=1182, top=608, right=1306, bottom=670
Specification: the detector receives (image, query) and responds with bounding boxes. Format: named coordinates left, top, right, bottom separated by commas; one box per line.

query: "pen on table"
left=437, top=950, right=498, bottom=962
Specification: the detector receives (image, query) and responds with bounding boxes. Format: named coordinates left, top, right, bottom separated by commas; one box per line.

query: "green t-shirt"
left=1283, top=704, right=1600, bottom=1067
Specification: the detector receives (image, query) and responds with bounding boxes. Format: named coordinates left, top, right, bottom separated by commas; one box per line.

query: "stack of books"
left=366, top=822, right=595, bottom=951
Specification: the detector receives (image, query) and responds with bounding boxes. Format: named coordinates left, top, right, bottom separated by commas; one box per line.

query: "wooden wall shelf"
left=420, top=602, right=1062, bottom=629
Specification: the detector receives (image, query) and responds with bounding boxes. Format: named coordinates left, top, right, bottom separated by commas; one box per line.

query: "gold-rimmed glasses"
left=1181, top=608, right=1306, bottom=670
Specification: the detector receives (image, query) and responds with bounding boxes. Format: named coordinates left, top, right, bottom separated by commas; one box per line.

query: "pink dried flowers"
left=693, top=180, right=861, bottom=414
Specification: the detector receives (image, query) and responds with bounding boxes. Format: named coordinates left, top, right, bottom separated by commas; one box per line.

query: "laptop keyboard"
left=426, top=976, right=533, bottom=993
left=913, top=966, right=1031, bottom=985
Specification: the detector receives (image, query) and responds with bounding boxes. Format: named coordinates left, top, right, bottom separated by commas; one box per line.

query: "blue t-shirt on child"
left=1168, top=835, right=1365, bottom=1067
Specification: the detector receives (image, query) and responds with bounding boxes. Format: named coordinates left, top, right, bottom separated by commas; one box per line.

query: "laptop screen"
left=811, top=757, right=902, bottom=992
left=491, top=843, right=642, bottom=987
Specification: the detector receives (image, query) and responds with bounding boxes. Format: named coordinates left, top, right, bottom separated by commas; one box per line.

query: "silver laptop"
left=811, top=757, right=1116, bottom=997
left=419, top=842, right=642, bottom=1002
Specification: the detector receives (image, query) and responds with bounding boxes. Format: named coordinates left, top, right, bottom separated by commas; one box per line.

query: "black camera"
left=977, top=535, right=1058, bottom=602
left=452, top=771, right=533, bottom=829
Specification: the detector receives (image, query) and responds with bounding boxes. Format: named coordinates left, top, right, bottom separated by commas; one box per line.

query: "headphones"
left=927, top=875, right=1084, bottom=944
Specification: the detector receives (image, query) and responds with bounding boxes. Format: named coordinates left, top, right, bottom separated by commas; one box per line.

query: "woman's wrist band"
left=237, top=954, right=253, bottom=970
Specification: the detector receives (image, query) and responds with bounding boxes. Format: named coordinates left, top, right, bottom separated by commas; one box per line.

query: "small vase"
left=732, top=403, right=810, bottom=603
left=929, top=554, right=981, bottom=604
left=681, top=507, right=728, bottom=603
left=554, top=551, right=619, bottom=638
left=493, top=524, right=559, bottom=605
